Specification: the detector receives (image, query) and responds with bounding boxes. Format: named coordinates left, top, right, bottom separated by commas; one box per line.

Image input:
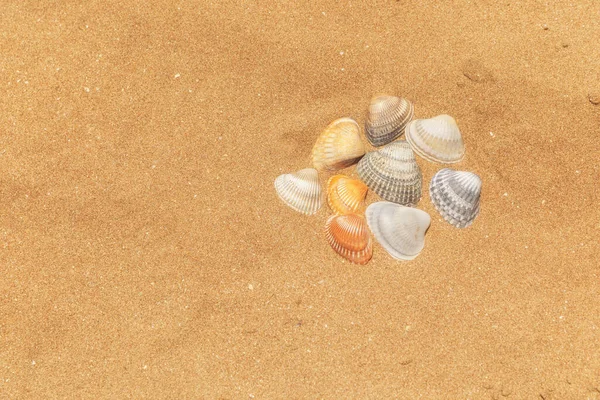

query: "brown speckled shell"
left=365, top=95, right=414, bottom=146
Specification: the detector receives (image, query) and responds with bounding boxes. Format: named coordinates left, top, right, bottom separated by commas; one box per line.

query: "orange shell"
left=325, top=213, right=373, bottom=265
left=327, top=175, right=368, bottom=215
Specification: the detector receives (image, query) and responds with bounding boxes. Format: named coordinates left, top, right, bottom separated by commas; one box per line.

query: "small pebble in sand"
left=588, top=91, right=600, bottom=105
left=541, top=24, right=549, bottom=30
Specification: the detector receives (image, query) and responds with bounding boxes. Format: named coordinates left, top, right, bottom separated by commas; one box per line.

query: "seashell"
left=365, top=95, right=414, bottom=146
left=327, top=175, right=368, bottom=215
left=365, top=202, right=431, bottom=261
left=429, top=168, right=481, bottom=228
left=274, top=168, right=323, bottom=215
left=311, top=118, right=366, bottom=171
left=356, top=140, right=422, bottom=206
left=325, top=213, right=373, bottom=264
left=405, top=114, right=465, bottom=163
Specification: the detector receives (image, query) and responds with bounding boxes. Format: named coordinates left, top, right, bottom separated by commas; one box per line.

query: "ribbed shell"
left=274, top=168, right=323, bottom=215
left=365, top=202, right=431, bottom=261
left=325, top=213, right=373, bottom=264
left=356, top=140, right=422, bottom=206
left=327, top=175, right=368, bottom=215
left=365, top=95, right=414, bottom=147
left=311, top=118, right=366, bottom=171
left=405, top=114, right=465, bottom=163
left=429, top=168, right=481, bottom=228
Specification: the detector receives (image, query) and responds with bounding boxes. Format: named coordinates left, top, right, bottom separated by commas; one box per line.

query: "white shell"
left=356, top=140, right=422, bottom=206
left=274, top=168, right=323, bottom=215
left=429, top=168, right=481, bottom=228
left=366, top=202, right=431, bottom=261
left=365, top=95, right=414, bottom=146
left=405, top=114, right=465, bottom=163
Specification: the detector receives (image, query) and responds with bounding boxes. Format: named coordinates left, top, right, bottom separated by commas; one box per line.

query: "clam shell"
left=365, top=95, right=414, bottom=146
left=274, top=168, right=323, bottom=215
left=429, top=168, right=481, bottom=228
left=365, top=202, right=431, bottom=261
left=325, top=213, right=373, bottom=264
left=356, top=140, right=422, bottom=206
left=405, top=114, right=465, bottom=163
left=327, top=175, right=368, bottom=215
left=311, top=118, right=366, bottom=171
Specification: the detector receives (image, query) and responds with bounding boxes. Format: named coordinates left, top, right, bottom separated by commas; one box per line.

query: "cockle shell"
left=365, top=95, right=414, bottom=146
left=274, top=168, right=323, bottom=215
left=405, top=114, right=465, bottom=163
left=325, top=213, right=373, bottom=264
left=327, top=175, right=368, bottom=215
left=429, top=168, right=481, bottom=228
left=365, top=202, right=431, bottom=261
left=311, top=118, right=366, bottom=171
left=356, top=140, right=422, bottom=206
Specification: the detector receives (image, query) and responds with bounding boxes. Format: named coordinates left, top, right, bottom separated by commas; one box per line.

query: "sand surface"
left=1, top=1, right=600, bottom=398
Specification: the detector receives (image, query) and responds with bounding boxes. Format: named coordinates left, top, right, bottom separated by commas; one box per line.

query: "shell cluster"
left=274, top=93, right=482, bottom=264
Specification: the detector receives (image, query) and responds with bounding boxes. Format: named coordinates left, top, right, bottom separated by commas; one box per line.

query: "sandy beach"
left=1, top=0, right=600, bottom=398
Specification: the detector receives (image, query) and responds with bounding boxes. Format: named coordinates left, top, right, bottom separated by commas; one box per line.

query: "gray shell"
left=429, top=168, right=481, bottom=228
left=366, top=201, right=431, bottom=261
left=365, top=95, right=414, bottom=147
left=356, top=140, right=422, bottom=206
left=274, top=168, right=324, bottom=215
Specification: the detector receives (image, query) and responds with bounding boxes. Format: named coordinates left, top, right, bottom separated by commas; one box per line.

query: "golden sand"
left=1, top=0, right=600, bottom=397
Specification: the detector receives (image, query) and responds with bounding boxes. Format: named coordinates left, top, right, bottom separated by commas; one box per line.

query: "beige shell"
left=429, top=168, right=481, bottom=228
left=365, top=202, right=431, bottom=261
left=405, top=114, right=465, bottom=163
left=365, top=95, right=414, bottom=146
left=325, top=213, right=373, bottom=264
left=274, top=168, right=323, bottom=215
left=356, top=140, right=422, bottom=206
left=327, top=175, right=368, bottom=215
left=311, top=118, right=366, bottom=171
